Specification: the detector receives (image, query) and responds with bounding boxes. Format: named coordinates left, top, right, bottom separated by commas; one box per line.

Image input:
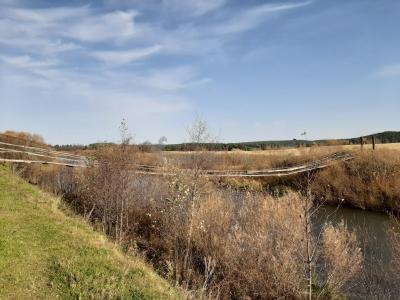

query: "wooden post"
left=360, top=137, right=364, bottom=151
left=372, top=136, right=376, bottom=150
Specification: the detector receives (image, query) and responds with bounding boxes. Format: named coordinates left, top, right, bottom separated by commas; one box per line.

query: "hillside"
left=0, top=165, right=180, bottom=299
left=26, top=130, right=400, bottom=152
left=161, top=131, right=400, bottom=151
left=348, top=131, right=400, bottom=144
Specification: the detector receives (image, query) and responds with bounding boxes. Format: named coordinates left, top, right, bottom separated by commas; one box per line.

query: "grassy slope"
left=0, top=165, right=181, bottom=300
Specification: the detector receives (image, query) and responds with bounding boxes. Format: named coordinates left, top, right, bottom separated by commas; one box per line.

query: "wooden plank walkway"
left=0, top=139, right=353, bottom=177
left=0, top=158, right=86, bottom=168
left=134, top=152, right=353, bottom=177
left=0, top=141, right=88, bottom=168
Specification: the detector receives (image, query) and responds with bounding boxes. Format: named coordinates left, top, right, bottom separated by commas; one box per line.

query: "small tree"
left=119, top=118, right=133, bottom=145
left=158, top=136, right=168, bottom=145
left=300, top=171, right=362, bottom=299
left=187, top=116, right=215, bottom=145
left=162, top=116, right=216, bottom=287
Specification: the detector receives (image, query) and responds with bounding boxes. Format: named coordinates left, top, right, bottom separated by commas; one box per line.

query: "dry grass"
left=341, top=142, right=400, bottom=151
left=322, top=222, right=363, bottom=294
left=12, top=144, right=369, bottom=299
left=313, top=149, right=400, bottom=213
left=133, top=145, right=347, bottom=171
left=10, top=141, right=400, bottom=298
left=78, top=142, right=400, bottom=173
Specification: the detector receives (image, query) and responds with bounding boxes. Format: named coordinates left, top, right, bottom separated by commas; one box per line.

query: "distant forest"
left=54, top=131, right=400, bottom=152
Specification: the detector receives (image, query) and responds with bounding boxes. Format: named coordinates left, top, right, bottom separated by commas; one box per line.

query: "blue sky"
left=0, top=0, right=399, bottom=144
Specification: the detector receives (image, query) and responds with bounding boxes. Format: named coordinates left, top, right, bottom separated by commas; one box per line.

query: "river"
left=316, top=205, right=392, bottom=263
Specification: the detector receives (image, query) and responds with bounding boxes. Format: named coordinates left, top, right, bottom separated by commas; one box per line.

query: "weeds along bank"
left=10, top=145, right=400, bottom=299
left=312, top=149, right=400, bottom=214
left=209, top=148, right=400, bottom=215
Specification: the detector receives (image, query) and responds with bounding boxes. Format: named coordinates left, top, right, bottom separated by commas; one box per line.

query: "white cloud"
left=163, top=0, right=228, bottom=17
left=0, top=65, right=192, bottom=144
left=374, top=64, right=400, bottom=78
left=1, top=58, right=192, bottom=120
left=131, top=66, right=212, bottom=90
left=105, top=0, right=227, bottom=17
left=64, top=10, right=138, bottom=43
left=42, top=39, right=83, bottom=53
left=150, top=1, right=313, bottom=57
left=93, top=45, right=162, bottom=64
left=213, top=1, right=312, bottom=35
left=0, top=35, right=82, bottom=54
left=0, top=6, right=138, bottom=46
left=96, top=92, right=191, bottom=115
left=0, top=0, right=314, bottom=143
left=0, top=6, right=87, bottom=56
left=4, top=5, right=90, bottom=23
left=0, top=54, right=58, bottom=69
left=0, top=1, right=312, bottom=65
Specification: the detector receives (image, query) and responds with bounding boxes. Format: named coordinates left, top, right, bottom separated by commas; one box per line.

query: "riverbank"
left=312, top=149, right=400, bottom=214
left=0, top=165, right=180, bottom=299
left=216, top=149, right=400, bottom=215
left=5, top=145, right=400, bottom=298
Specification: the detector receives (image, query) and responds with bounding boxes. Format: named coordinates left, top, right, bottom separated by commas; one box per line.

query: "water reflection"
left=315, top=205, right=392, bottom=263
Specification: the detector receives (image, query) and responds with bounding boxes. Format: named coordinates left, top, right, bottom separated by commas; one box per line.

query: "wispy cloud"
left=163, top=0, right=228, bottom=17
left=64, top=10, right=138, bottom=43
left=0, top=56, right=193, bottom=126
left=130, top=66, right=212, bottom=90
left=93, top=45, right=163, bottom=64
left=0, top=0, right=314, bottom=143
left=0, top=54, right=59, bottom=69
left=0, top=6, right=139, bottom=47
left=213, top=1, right=312, bottom=35
left=0, top=1, right=312, bottom=63
left=374, top=64, right=400, bottom=78
left=0, top=6, right=88, bottom=55
left=4, top=5, right=90, bottom=23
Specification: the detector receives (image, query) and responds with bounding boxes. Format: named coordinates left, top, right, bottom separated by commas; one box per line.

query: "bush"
left=312, top=150, right=400, bottom=213
left=14, top=146, right=365, bottom=299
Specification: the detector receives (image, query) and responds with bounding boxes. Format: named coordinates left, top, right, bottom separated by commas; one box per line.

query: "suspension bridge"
left=0, top=137, right=353, bottom=177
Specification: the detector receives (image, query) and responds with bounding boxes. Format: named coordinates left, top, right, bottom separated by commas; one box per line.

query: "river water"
left=316, top=205, right=393, bottom=264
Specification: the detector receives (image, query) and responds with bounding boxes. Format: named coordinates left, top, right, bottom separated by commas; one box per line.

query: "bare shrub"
left=13, top=143, right=368, bottom=299
left=15, top=157, right=366, bottom=299
left=158, top=166, right=213, bottom=287
left=217, top=192, right=306, bottom=298
left=321, top=222, right=362, bottom=296
left=187, top=116, right=216, bottom=145
left=79, top=144, right=138, bottom=243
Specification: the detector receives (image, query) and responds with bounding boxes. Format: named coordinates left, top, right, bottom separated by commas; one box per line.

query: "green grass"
left=0, top=165, right=182, bottom=300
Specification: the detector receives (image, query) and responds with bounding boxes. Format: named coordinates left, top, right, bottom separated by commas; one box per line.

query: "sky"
left=0, top=0, right=399, bottom=145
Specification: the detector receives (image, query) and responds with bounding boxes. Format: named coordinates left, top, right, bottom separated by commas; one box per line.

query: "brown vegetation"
left=6, top=123, right=399, bottom=298
left=312, top=150, right=400, bottom=213
left=11, top=143, right=368, bottom=299
left=0, top=130, right=47, bottom=146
